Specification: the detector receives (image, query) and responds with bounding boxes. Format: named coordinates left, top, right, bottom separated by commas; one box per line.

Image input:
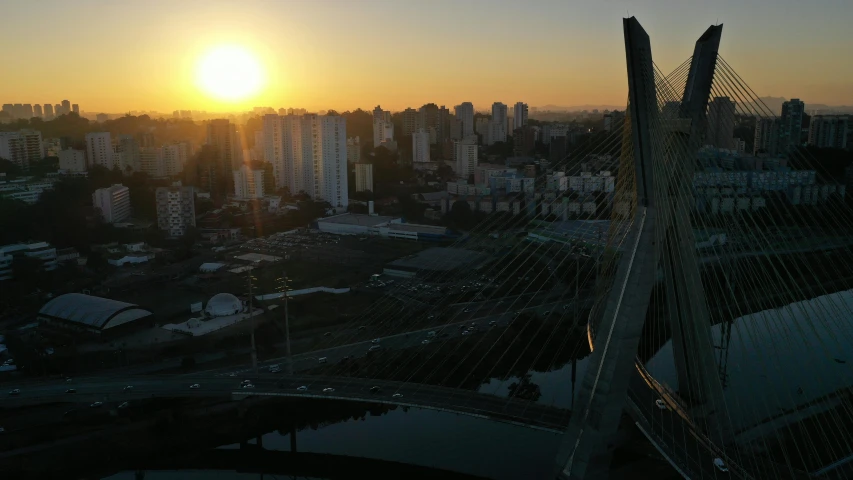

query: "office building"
left=355, top=163, right=374, bottom=192
left=808, top=116, right=848, bottom=149
left=412, top=129, right=430, bottom=163
left=513, top=102, right=528, bottom=130
left=71, top=104, right=79, bottom=115
left=455, top=102, right=475, bottom=138
left=372, top=106, right=393, bottom=147
left=139, top=148, right=163, bottom=177
left=263, top=113, right=349, bottom=208
left=402, top=108, right=419, bottom=136
left=86, top=132, right=113, bottom=169
left=161, top=143, right=189, bottom=177
left=346, top=137, right=361, bottom=164
left=22, top=104, right=33, bottom=119
left=117, top=134, right=141, bottom=173
left=156, top=185, right=196, bottom=237
left=60, top=100, right=71, bottom=115
left=233, top=165, right=265, bottom=199
left=207, top=119, right=241, bottom=170
left=455, top=140, right=478, bottom=178
left=58, top=149, right=86, bottom=172
left=488, top=102, right=508, bottom=145
left=779, top=99, right=805, bottom=152
left=93, top=184, right=131, bottom=223
left=43, top=104, right=54, bottom=119
left=705, top=97, right=736, bottom=149
left=33, top=104, right=43, bottom=118
left=0, top=242, right=58, bottom=281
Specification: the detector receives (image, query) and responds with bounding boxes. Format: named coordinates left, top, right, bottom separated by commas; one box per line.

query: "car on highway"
left=241, top=380, right=252, bottom=385
left=421, top=339, right=430, bottom=345
left=489, top=320, right=497, bottom=326
left=90, top=402, right=103, bottom=408
left=655, top=399, right=668, bottom=410
left=369, top=386, right=381, bottom=393
left=392, top=393, right=403, bottom=398
left=65, top=388, right=76, bottom=394
left=368, top=345, right=381, bottom=352
left=66, top=378, right=73, bottom=382
left=8, top=389, right=20, bottom=395
left=358, top=325, right=366, bottom=331
left=241, top=383, right=255, bottom=389
left=461, top=331, right=470, bottom=336
left=118, top=402, right=130, bottom=409
left=296, top=386, right=308, bottom=392
left=190, top=384, right=200, bottom=389
left=463, top=308, right=471, bottom=313
left=371, top=338, right=381, bottom=344
left=269, top=366, right=281, bottom=373
left=0, top=427, right=5, bottom=433
left=713, top=458, right=728, bottom=472
left=322, top=387, right=335, bottom=393
left=323, top=332, right=332, bottom=337
left=124, top=385, right=134, bottom=391
left=319, top=357, right=328, bottom=363
left=427, top=331, right=436, bottom=337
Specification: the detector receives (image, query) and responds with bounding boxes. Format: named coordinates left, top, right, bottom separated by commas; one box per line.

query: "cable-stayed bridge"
left=4, top=17, right=853, bottom=480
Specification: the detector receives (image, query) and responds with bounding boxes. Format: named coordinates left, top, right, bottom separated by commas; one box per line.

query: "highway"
left=0, top=374, right=569, bottom=432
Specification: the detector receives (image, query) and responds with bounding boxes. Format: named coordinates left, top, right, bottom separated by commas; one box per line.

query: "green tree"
left=12, top=255, right=44, bottom=292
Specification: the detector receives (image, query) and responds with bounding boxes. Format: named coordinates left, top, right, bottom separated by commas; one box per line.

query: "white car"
left=90, top=401, right=103, bottom=408
left=461, top=331, right=470, bottom=336
left=8, top=389, right=20, bottom=395
left=421, top=340, right=430, bottom=345
left=190, top=384, right=201, bottom=389
left=124, top=385, right=134, bottom=391
left=66, top=378, right=73, bottom=382
left=371, top=338, right=381, bottom=344
left=297, top=386, right=308, bottom=392
left=655, top=399, right=668, bottom=410
left=118, top=402, right=130, bottom=409
left=323, top=387, right=335, bottom=393
left=392, top=393, right=403, bottom=398
left=242, top=383, right=255, bottom=389
left=713, top=458, right=728, bottom=472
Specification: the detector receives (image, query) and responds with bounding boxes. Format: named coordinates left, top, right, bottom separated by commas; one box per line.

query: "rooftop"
left=386, top=247, right=486, bottom=273
left=317, top=213, right=398, bottom=227
left=38, top=293, right=152, bottom=330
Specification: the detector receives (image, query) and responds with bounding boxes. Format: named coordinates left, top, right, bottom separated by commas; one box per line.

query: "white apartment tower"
left=412, top=129, right=431, bottom=163
left=355, top=163, right=374, bottom=193
left=0, top=130, right=44, bottom=170
left=93, top=184, right=131, bottom=223
left=455, top=102, right=475, bottom=138
left=264, top=113, right=349, bottom=208
left=233, top=165, right=265, bottom=199
left=455, top=140, right=478, bottom=178
left=155, top=185, right=196, bottom=237
left=372, top=106, right=393, bottom=147
left=513, top=102, right=528, bottom=130
left=161, top=143, right=189, bottom=177
left=86, top=132, right=113, bottom=169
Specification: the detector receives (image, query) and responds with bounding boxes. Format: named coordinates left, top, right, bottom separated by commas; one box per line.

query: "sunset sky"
left=2, top=0, right=852, bottom=113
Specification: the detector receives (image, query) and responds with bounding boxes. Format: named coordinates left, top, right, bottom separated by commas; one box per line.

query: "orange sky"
left=2, top=0, right=852, bottom=114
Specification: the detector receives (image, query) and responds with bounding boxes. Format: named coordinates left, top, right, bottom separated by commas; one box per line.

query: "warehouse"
left=38, top=293, right=154, bottom=336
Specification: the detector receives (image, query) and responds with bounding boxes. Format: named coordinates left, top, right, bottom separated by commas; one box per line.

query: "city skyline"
left=2, top=0, right=852, bottom=113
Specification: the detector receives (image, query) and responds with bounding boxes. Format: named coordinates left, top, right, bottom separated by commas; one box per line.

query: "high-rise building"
left=450, top=118, right=463, bottom=141
left=346, top=137, right=361, bottom=164
left=33, top=104, right=43, bottom=118
left=58, top=149, right=86, bottom=172
left=808, top=116, right=849, bottom=149
left=402, top=108, right=419, bottom=137
left=488, top=103, right=508, bottom=145
left=264, top=113, right=348, bottom=208
left=43, top=104, right=54, bottom=119
left=355, top=163, right=374, bottom=193
left=71, top=104, right=79, bottom=115
left=513, top=102, right=528, bottom=130
left=61, top=100, right=71, bottom=115
left=705, top=97, right=736, bottom=149
left=0, top=130, right=44, bottom=170
left=779, top=98, right=805, bottom=152
left=117, top=134, right=141, bottom=173
left=139, top=148, right=163, bottom=177
left=155, top=185, right=196, bottom=237
left=85, top=132, right=113, bottom=169
left=754, top=118, right=780, bottom=155
left=206, top=119, right=241, bottom=171
left=372, top=106, right=393, bottom=147
left=233, top=165, right=265, bottom=199
left=55, top=104, right=63, bottom=117
left=161, top=143, right=189, bottom=177
left=92, top=184, right=131, bottom=223
left=455, top=140, right=478, bottom=178
left=455, top=102, right=475, bottom=138
left=412, top=129, right=430, bottom=163
left=22, top=104, right=34, bottom=119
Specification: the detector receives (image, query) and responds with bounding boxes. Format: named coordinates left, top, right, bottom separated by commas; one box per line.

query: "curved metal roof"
left=38, top=293, right=152, bottom=330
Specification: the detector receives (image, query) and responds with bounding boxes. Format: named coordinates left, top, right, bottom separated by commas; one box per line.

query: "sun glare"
left=196, top=45, right=264, bottom=101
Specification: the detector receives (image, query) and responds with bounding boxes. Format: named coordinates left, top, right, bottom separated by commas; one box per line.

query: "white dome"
left=205, top=293, right=243, bottom=317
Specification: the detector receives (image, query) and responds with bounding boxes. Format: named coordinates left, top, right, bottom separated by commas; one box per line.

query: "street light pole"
left=283, top=270, right=293, bottom=375
left=248, top=268, right=258, bottom=374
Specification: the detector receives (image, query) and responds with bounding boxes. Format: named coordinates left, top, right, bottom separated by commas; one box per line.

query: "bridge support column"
left=554, top=17, right=660, bottom=479
left=290, top=426, right=297, bottom=452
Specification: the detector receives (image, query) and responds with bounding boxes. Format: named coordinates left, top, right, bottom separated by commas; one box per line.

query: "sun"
left=196, top=45, right=264, bottom=101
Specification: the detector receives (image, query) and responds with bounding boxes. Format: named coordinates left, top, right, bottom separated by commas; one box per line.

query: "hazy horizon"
left=2, top=0, right=852, bottom=113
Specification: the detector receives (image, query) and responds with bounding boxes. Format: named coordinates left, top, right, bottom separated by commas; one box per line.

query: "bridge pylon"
left=554, top=18, right=730, bottom=479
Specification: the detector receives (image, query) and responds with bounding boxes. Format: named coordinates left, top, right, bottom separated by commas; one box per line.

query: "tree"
left=11, top=255, right=44, bottom=292
left=445, top=200, right=474, bottom=230
left=508, top=374, right=542, bottom=401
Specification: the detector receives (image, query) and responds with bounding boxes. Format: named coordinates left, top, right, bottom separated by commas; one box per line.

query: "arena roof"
left=38, top=293, right=152, bottom=331
left=385, top=247, right=486, bottom=273
left=317, top=213, right=397, bottom=227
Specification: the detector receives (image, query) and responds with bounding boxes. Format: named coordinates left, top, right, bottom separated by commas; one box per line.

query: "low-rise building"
left=0, top=241, right=58, bottom=281
left=93, top=184, right=131, bottom=223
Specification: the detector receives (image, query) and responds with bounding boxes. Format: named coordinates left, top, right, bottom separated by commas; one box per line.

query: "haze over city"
left=2, top=0, right=852, bottom=113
